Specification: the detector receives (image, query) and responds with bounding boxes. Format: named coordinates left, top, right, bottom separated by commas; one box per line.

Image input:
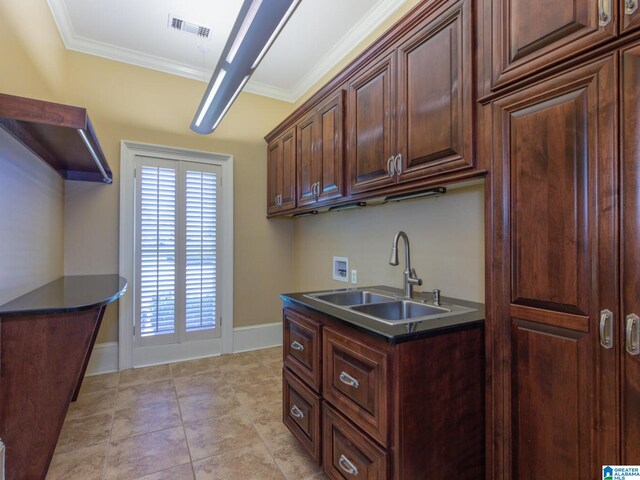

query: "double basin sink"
left=304, top=288, right=475, bottom=326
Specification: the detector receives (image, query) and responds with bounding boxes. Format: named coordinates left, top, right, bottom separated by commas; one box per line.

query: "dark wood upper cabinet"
left=396, top=0, right=473, bottom=182
left=347, top=53, right=397, bottom=195
left=621, top=41, right=640, bottom=465
left=488, top=55, right=618, bottom=478
left=296, top=91, right=345, bottom=207
left=267, top=126, right=296, bottom=215
left=487, top=0, right=617, bottom=91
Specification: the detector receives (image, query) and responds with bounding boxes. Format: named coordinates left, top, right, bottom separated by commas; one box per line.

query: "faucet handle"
left=433, top=288, right=441, bottom=306
left=409, top=268, right=423, bottom=286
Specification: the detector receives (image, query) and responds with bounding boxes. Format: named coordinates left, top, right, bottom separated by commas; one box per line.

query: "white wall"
left=0, top=128, right=64, bottom=305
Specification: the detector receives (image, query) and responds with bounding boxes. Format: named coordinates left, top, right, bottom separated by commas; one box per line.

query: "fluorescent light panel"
left=191, top=0, right=300, bottom=134
left=194, top=69, right=227, bottom=127
left=226, top=0, right=263, bottom=64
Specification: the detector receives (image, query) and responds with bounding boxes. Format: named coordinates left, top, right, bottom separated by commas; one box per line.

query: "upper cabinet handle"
left=626, top=314, right=640, bottom=356
left=599, top=0, right=612, bottom=26
left=387, top=156, right=396, bottom=177
left=600, top=309, right=614, bottom=349
left=626, top=0, right=638, bottom=15
left=394, top=154, right=402, bottom=175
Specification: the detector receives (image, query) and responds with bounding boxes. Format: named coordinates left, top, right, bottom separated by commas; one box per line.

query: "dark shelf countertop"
left=281, top=285, right=484, bottom=344
left=0, top=275, right=127, bottom=317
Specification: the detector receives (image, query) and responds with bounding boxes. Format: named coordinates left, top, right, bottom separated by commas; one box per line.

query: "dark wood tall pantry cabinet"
left=483, top=6, right=640, bottom=478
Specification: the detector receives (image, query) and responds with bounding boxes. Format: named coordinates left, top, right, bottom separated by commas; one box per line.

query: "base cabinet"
left=281, top=304, right=485, bottom=479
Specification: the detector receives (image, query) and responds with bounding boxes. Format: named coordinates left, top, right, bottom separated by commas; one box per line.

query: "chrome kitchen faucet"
left=389, top=231, right=423, bottom=298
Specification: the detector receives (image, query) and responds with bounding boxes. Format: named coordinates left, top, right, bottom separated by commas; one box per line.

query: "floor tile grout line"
left=101, top=371, right=120, bottom=480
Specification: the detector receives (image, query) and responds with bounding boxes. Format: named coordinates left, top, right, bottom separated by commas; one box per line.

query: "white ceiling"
left=47, top=0, right=409, bottom=102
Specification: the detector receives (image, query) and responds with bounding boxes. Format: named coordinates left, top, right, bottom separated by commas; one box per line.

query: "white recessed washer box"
left=333, top=256, right=349, bottom=282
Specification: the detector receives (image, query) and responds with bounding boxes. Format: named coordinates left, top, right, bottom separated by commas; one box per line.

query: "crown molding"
left=288, top=0, right=408, bottom=101
left=47, top=0, right=408, bottom=103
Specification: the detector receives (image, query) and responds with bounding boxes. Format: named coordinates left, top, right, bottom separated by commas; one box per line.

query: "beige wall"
left=293, top=183, right=484, bottom=302
left=1, top=2, right=296, bottom=343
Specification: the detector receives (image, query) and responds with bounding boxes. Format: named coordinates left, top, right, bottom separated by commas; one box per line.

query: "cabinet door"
left=489, top=0, right=616, bottom=89
left=621, top=0, right=640, bottom=34
left=267, top=139, right=281, bottom=214
left=296, top=112, right=318, bottom=206
left=396, top=0, right=473, bottom=182
left=347, top=53, right=396, bottom=195
left=621, top=42, right=640, bottom=465
left=489, top=55, right=618, bottom=478
left=316, top=91, right=345, bottom=203
left=266, top=127, right=296, bottom=214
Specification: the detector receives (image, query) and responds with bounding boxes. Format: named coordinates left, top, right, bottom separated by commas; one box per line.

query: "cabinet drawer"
left=323, top=327, right=389, bottom=446
left=323, top=404, right=388, bottom=480
left=283, top=368, right=322, bottom=464
left=284, top=308, right=322, bottom=392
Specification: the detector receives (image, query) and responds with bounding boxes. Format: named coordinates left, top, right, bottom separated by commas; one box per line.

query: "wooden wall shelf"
left=0, top=92, right=112, bottom=183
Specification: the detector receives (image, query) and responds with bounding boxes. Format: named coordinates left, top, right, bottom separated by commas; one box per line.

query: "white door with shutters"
left=134, top=155, right=221, bottom=352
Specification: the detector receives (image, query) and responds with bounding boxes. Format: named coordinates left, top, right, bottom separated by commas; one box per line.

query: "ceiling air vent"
left=168, top=15, right=211, bottom=38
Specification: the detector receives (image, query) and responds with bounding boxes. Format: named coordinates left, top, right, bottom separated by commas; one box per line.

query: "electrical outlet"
left=351, top=269, right=357, bottom=284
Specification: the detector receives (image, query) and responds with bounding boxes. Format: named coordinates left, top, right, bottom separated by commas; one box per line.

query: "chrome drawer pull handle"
left=626, top=314, right=640, bottom=356
left=599, top=309, right=614, bottom=349
left=599, top=0, right=612, bottom=26
left=290, top=405, right=305, bottom=419
left=339, top=371, right=359, bottom=389
left=338, top=454, right=359, bottom=476
left=627, top=0, right=638, bottom=15
left=291, top=340, right=304, bottom=352
left=387, top=156, right=395, bottom=177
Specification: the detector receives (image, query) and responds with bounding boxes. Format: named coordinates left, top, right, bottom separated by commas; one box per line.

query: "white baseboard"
left=86, top=342, right=119, bottom=376
left=86, top=322, right=283, bottom=375
left=233, top=322, right=283, bottom=353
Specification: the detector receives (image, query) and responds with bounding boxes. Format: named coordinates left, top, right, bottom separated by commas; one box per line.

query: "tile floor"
left=47, top=347, right=326, bottom=480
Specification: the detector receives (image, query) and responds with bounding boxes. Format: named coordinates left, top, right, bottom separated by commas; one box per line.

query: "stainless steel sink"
left=307, top=290, right=394, bottom=306
left=351, top=300, right=450, bottom=320
left=304, top=287, right=477, bottom=326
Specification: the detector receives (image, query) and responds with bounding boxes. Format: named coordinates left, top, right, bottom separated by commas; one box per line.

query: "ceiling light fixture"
left=191, top=0, right=301, bottom=134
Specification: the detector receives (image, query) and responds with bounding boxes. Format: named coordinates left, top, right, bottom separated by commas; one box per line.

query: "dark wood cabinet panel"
left=323, top=327, right=390, bottom=447
left=396, top=0, right=473, bottom=181
left=316, top=92, right=345, bottom=202
left=323, top=404, right=388, bottom=480
left=488, top=0, right=616, bottom=90
left=511, top=320, right=591, bottom=479
left=488, top=55, right=619, bottom=478
left=296, top=112, right=317, bottom=206
left=283, top=308, right=322, bottom=392
left=267, top=127, right=296, bottom=214
left=283, top=368, right=322, bottom=464
left=296, top=91, right=345, bottom=207
left=621, top=42, right=640, bottom=464
left=347, top=53, right=396, bottom=195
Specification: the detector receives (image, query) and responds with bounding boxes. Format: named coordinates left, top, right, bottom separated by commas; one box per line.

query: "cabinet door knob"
left=387, top=156, right=395, bottom=177
left=338, top=454, right=359, bottom=476
left=626, top=314, right=640, bottom=356
left=291, top=340, right=304, bottom=352
left=290, top=405, right=305, bottom=419
left=599, top=0, right=612, bottom=26
left=626, top=0, right=638, bottom=15
left=339, top=371, right=360, bottom=389
left=599, top=309, right=614, bottom=349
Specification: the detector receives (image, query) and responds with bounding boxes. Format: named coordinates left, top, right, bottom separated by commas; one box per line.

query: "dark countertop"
left=281, top=285, right=484, bottom=344
left=0, top=274, right=127, bottom=317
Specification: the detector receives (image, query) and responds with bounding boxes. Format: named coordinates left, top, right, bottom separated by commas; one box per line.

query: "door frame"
left=119, top=141, right=234, bottom=369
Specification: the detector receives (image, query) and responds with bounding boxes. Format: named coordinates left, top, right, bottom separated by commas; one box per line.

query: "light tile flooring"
left=47, top=347, right=326, bottom=480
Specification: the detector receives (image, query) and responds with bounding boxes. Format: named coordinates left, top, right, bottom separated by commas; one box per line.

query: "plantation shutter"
left=135, top=157, right=221, bottom=347
left=138, top=165, right=176, bottom=337
left=185, top=170, right=218, bottom=332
